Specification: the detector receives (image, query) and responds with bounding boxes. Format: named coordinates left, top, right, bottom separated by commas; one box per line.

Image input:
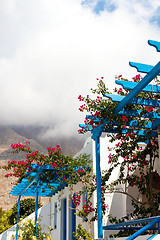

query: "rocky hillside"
left=0, top=125, right=87, bottom=210
left=0, top=126, right=49, bottom=210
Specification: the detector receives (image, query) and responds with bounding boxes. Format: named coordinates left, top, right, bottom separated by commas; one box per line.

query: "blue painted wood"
left=35, top=180, right=39, bottom=236
left=114, top=61, right=160, bottom=114
left=108, top=127, right=157, bottom=137
left=129, top=62, right=160, bottom=75
left=104, top=216, right=160, bottom=240
left=16, top=195, right=21, bottom=240
left=118, top=108, right=160, bottom=119
left=152, top=119, right=160, bottom=129
left=61, top=198, right=67, bottom=240
left=79, top=124, right=93, bottom=131
left=115, top=80, right=160, bottom=93
left=104, top=93, right=160, bottom=107
left=158, top=221, right=160, bottom=234
left=126, top=218, right=160, bottom=240
left=148, top=40, right=160, bottom=52
left=103, top=227, right=158, bottom=230
left=79, top=124, right=157, bottom=137
left=10, top=164, right=84, bottom=197
left=72, top=198, right=76, bottom=240
left=54, top=203, right=57, bottom=229
left=147, top=235, right=159, bottom=240
left=103, top=216, right=159, bottom=229
left=13, top=169, right=44, bottom=196
left=92, top=135, right=103, bottom=238
left=85, top=115, right=159, bottom=130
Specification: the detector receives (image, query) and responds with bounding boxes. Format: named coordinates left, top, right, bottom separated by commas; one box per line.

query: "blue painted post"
left=16, top=195, right=21, bottom=240
left=94, top=135, right=103, bottom=238
left=35, top=180, right=39, bottom=236
left=91, top=124, right=106, bottom=239
left=158, top=220, right=160, bottom=234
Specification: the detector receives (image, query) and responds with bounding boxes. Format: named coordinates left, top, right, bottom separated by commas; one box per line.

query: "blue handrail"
left=103, top=216, right=160, bottom=240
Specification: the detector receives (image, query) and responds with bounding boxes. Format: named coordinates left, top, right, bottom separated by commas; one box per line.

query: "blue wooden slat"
left=79, top=124, right=157, bottom=137
left=79, top=124, right=93, bottom=131
left=103, top=216, right=160, bottom=240
left=118, top=108, right=160, bottom=119
left=107, top=127, right=157, bottom=137
left=114, top=61, right=160, bottom=114
left=104, top=227, right=158, bottom=231
left=129, top=62, right=160, bottom=75
left=104, top=93, right=160, bottom=107
left=147, top=235, right=159, bottom=240
left=103, top=216, right=159, bottom=229
left=116, top=80, right=160, bottom=93
left=10, top=165, right=81, bottom=197
left=85, top=115, right=158, bottom=130
left=126, top=217, right=160, bottom=240
left=148, top=40, right=160, bottom=52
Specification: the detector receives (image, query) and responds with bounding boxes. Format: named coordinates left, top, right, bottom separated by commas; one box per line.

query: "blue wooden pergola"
left=79, top=39, right=160, bottom=239
left=10, top=164, right=80, bottom=240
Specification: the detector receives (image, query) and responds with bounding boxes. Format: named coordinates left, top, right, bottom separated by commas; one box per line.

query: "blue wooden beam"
left=115, top=80, right=160, bottom=93
left=126, top=217, right=160, bottom=240
left=35, top=180, right=39, bottom=237
left=91, top=133, right=103, bottom=238
left=129, top=62, right=160, bottom=75
left=118, top=108, right=160, bottom=119
left=86, top=115, right=159, bottom=130
left=104, top=93, right=160, bottom=107
left=103, top=227, right=158, bottom=230
left=79, top=124, right=157, bottom=137
left=104, top=216, right=159, bottom=229
left=148, top=40, right=160, bottom=52
left=16, top=195, right=21, bottom=240
left=90, top=122, right=107, bottom=239
left=15, top=169, right=44, bottom=197
left=114, top=61, right=160, bottom=114
left=152, top=119, right=160, bottom=129
left=107, top=127, right=157, bottom=137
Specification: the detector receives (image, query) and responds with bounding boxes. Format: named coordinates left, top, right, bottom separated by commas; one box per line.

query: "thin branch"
left=105, top=190, right=147, bottom=205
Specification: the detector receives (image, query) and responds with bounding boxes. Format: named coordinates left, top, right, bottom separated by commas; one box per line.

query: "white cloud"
left=0, top=0, right=160, bottom=137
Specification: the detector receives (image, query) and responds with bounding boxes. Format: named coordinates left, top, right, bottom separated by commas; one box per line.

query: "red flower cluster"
left=108, top=153, right=112, bottom=164
left=122, top=115, right=128, bottom=122
left=11, top=142, right=30, bottom=151
left=77, top=169, right=84, bottom=174
left=47, top=145, right=61, bottom=153
left=132, top=74, right=142, bottom=81
left=83, top=201, right=94, bottom=215
left=72, top=193, right=81, bottom=207
left=144, top=106, right=153, bottom=112
left=79, top=104, right=86, bottom=112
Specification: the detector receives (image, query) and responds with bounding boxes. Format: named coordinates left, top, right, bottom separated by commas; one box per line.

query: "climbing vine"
left=1, top=143, right=107, bottom=239
left=78, top=75, right=160, bottom=236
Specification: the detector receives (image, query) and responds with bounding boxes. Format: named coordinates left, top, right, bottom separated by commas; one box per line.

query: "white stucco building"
left=0, top=135, right=155, bottom=240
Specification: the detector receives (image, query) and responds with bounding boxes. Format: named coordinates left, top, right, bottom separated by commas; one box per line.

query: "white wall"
left=0, top=135, right=153, bottom=240
left=0, top=202, right=51, bottom=240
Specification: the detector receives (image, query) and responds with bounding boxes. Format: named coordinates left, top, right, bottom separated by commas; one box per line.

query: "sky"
left=0, top=0, right=160, bottom=139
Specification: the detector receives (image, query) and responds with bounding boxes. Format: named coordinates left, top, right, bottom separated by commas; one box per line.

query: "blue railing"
left=103, top=216, right=160, bottom=240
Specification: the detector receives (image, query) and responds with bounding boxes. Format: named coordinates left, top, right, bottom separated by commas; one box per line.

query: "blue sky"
left=0, top=0, right=160, bottom=138
left=82, top=0, right=117, bottom=14
left=83, top=0, right=160, bottom=26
